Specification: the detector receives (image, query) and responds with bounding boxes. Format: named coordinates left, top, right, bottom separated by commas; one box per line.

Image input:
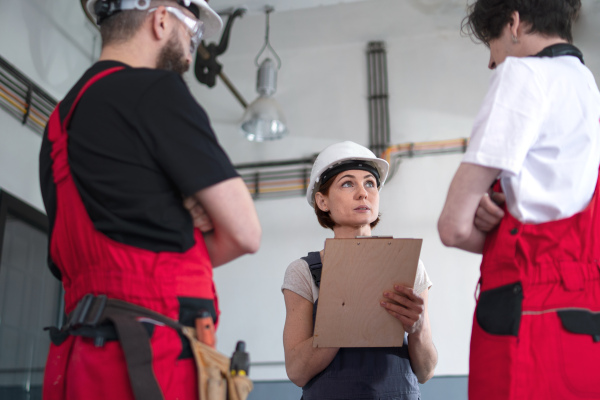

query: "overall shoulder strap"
left=301, top=251, right=323, bottom=288
left=47, top=66, right=127, bottom=189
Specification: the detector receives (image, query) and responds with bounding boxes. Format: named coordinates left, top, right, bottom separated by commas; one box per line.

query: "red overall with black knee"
left=43, top=67, right=218, bottom=400
left=469, top=172, right=600, bottom=400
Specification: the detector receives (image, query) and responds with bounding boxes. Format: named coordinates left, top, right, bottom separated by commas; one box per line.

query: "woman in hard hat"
left=281, top=141, right=437, bottom=399
left=438, top=0, right=600, bottom=399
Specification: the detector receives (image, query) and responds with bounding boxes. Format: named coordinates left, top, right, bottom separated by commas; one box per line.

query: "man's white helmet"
left=306, top=141, right=390, bottom=207
left=84, top=0, right=223, bottom=39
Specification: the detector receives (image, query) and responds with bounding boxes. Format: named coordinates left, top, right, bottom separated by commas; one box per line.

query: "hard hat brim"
left=307, top=154, right=390, bottom=207
left=192, top=0, right=223, bottom=39
left=82, top=0, right=223, bottom=39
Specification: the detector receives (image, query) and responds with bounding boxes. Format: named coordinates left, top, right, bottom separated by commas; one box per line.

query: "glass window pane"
left=0, top=214, right=61, bottom=399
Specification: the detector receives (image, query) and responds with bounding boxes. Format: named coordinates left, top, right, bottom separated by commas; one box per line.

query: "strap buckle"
left=65, top=293, right=108, bottom=330
left=310, top=268, right=322, bottom=288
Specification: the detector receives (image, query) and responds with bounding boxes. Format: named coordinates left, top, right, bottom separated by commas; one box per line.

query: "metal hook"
left=254, top=6, right=282, bottom=69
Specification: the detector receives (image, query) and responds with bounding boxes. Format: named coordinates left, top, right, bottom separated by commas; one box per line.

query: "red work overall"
left=43, top=67, right=218, bottom=400
left=469, top=172, right=600, bottom=399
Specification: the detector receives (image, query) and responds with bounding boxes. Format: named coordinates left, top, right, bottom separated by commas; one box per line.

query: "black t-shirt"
left=39, top=61, right=238, bottom=279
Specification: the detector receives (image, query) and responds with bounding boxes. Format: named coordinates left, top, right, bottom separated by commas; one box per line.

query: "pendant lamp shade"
left=241, top=97, right=288, bottom=141
left=241, top=58, right=288, bottom=141
left=241, top=8, right=287, bottom=142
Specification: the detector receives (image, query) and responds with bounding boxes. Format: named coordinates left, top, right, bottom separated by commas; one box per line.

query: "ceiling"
left=191, top=0, right=471, bottom=121
left=213, top=0, right=368, bottom=15
left=213, top=0, right=464, bottom=16
left=185, top=0, right=600, bottom=164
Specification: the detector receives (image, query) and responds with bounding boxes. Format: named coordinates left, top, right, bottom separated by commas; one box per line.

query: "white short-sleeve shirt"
left=463, top=55, right=600, bottom=223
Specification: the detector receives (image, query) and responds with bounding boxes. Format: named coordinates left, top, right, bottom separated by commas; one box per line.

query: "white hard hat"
left=306, top=141, right=389, bottom=207
left=85, top=0, right=223, bottom=39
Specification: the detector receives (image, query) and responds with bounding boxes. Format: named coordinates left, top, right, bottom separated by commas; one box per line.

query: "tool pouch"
left=182, top=327, right=253, bottom=400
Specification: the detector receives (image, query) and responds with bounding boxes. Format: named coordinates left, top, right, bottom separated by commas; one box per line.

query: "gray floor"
left=248, top=375, right=468, bottom=400
left=0, top=386, right=42, bottom=400
left=1, top=375, right=467, bottom=400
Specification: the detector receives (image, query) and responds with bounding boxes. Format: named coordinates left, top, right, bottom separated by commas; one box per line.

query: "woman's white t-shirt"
left=282, top=257, right=432, bottom=304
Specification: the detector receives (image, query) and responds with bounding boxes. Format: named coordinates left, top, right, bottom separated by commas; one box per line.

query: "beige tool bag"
left=182, top=327, right=253, bottom=400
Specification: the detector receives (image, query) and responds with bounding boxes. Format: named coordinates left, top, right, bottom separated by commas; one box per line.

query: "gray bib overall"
left=301, top=252, right=420, bottom=400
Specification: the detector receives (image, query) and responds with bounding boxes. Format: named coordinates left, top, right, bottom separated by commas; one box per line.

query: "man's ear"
left=151, top=6, right=169, bottom=40
left=509, top=10, right=521, bottom=38
left=314, top=192, right=329, bottom=212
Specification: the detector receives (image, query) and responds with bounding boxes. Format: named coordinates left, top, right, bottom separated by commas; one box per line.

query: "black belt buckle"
left=66, top=294, right=108, bottom=329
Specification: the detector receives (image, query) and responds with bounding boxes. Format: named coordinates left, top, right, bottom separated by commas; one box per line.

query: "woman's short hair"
left=313, top=173, right=381, bottom=230
left=462, top=0, right=581, bottom=45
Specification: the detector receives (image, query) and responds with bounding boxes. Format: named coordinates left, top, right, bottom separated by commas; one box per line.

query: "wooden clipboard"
left=312, top=237, right=422, bottom=348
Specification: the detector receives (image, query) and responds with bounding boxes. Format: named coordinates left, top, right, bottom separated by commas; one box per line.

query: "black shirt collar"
left=533, top=43, right=584, bottom=64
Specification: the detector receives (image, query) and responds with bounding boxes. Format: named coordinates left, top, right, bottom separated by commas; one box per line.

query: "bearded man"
left=39, top=1, right=261, bottom=399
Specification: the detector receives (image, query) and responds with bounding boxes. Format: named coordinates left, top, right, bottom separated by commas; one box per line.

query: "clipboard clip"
left=355, top=236, right=394, bottom=239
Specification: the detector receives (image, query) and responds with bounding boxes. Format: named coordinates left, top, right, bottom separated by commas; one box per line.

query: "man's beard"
left=156, top=32, right=190, bottom=76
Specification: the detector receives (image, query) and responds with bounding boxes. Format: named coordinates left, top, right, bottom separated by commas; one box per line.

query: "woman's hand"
left=381, top=286, right=437, bottom=383
left=380, top=285, right=425, bottom=335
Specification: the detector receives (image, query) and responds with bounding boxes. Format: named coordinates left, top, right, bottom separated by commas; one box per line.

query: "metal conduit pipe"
left=0, top=56, right=56, bottom=135
left=367, top=42, right=390, bottom=157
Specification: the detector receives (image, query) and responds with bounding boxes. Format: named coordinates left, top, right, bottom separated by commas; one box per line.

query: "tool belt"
left=46, top=294, right=252, bottom=400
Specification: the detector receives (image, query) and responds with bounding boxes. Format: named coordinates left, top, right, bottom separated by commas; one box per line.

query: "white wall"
left=1, top=0, right=599, bottom=383
left=0, top=0, right=100, bottom=210
left=0, top=0, right=99, bottom=99
left=0, top=112, right=43, bottom=210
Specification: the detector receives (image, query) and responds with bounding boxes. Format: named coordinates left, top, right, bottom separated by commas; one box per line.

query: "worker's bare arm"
left=192, top=177, right=261, bottom=267
left=283, top=290, right=339, bottom=387
left=438, top=163, right=501, bottom=254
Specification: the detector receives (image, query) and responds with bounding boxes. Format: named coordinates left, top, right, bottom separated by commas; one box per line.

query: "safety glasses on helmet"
left=149, top=6, right=204, bottom=54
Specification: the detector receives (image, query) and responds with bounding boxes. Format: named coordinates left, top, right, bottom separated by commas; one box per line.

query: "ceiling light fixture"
left=241, top=6, right=288, bottom=142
